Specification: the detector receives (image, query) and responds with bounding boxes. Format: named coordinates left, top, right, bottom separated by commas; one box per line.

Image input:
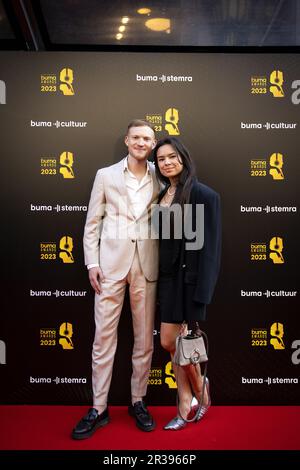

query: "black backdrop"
left=0, top=52, right=299, bottom=405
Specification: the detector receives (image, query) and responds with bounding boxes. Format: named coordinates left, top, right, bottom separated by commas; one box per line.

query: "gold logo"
left=165, top=107, right=180, bottom=135
left=250, top=236, right=284, bottom=263
left=269, top=153, right=284, bottom=180
left=269, top=237, right=284, bottom=264
left=165, top=361, right=177, bottom=388
left=59, top=68, right=75, bottom=96
left=59, top=322, right=74, bottom=350
left=269, top=70, right=284, bottom=98
left=270, top=322, right=285, bottom=350
left=59, top=151, right=75, bottom=179
left=59, top=236, right=74, bottom=263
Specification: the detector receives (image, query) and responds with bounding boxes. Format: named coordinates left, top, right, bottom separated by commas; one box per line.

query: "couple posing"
left=72, top=119, right=221, bottom=439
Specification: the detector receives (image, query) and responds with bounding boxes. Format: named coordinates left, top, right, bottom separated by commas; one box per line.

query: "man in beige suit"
left=72, top=120, right=159, bottom=439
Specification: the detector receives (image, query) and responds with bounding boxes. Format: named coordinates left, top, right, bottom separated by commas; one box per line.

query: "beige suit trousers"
left=92, top=248, right=156, bottom=406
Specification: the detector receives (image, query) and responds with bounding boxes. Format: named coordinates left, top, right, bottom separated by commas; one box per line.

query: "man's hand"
left=88, top=266, right=104, bottom=295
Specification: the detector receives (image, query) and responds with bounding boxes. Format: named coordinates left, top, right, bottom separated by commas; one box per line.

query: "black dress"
left=157, top=180, right=221, bottom=325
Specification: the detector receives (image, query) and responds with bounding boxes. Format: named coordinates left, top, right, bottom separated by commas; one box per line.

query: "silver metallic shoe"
left=163, top=416, right=187, bottom=430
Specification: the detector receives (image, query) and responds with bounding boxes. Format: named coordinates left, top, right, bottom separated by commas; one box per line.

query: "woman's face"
left=156, top=144, right=183, bottom=180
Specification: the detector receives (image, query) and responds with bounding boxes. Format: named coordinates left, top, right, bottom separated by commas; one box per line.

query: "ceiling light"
left=119, top=25, right=126, bottom=32
left=137, top=8, right=151, bottom=15
left=116, top=33, right=123, bottom=40
left=145, top=18, right=170, bottom=32
left=121, top=16, right=129, bottom=24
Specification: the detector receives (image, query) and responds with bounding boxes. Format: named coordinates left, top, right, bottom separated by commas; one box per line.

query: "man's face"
left=125, top=126, right=156, bottom=162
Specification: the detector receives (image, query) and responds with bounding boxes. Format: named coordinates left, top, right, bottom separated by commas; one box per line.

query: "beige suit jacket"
left=83, top=159, right=160, bottom=281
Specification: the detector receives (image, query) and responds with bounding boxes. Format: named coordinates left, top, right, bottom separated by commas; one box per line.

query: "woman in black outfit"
left=153, top=137, right=221, bottom=430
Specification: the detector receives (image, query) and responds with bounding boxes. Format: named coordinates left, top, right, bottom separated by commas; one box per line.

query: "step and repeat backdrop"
left=0, top=52, right=299, bottom=405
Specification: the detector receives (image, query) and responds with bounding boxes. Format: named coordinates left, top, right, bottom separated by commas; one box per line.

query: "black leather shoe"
left=71, top=407, right=109, bottom=440
left=128, top=401, right=155, bottom=432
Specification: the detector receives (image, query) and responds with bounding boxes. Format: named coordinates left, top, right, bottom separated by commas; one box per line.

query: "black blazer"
left=158, top=179, right=221, bottom=319
left=183, top=180, right=221, bottom=305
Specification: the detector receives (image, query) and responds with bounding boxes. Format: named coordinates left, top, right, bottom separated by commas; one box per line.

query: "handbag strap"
left=195, top=322, right=209, bottom=356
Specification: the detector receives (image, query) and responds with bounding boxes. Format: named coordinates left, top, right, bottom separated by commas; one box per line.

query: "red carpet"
left=0, top=405, right=299, bottom=450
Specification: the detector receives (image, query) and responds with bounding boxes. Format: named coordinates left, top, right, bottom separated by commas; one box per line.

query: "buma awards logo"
left=250, top=236, right=284, bottom=264
left=250, top=70, right=284, bottom=98
left=40, top=67, right=75, bottom=95
left=250, top=152, right=284, bottom=180
left=40, top=322, right=74, bottom=349
left=146, top=107, right=180, bottom=135
left=148, top=361, right=178, bottom=389
left=40, top=151, right=75, bottom=179
left=40, top=235, right=74, bottom=263
left=251, top=322, right=285, bottom=349
left=251, top=324, right=300, bottom=365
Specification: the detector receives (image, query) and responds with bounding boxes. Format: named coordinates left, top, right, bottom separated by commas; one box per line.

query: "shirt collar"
left=124, top=156, right=150, bottom=174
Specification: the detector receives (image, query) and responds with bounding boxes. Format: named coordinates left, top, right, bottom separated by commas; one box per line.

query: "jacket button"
left=182, top=264, right=186, bottom=268
left=131, top=239, right=136, bottom=242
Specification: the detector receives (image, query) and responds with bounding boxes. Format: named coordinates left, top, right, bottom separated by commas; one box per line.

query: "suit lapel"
left=111, top=158, right=135, bottom=218
left=112, top=159, right=127, bottom=196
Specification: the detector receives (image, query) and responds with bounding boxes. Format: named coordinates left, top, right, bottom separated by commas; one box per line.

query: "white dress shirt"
left=123, top=156, right=152, bottom=219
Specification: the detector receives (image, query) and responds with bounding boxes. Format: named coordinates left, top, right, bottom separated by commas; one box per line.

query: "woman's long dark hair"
left=152, top=137, right=196, bottom=206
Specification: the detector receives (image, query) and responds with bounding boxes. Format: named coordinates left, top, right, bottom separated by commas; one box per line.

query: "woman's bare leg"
left=182, top=363, right=209, bottom=406
left=160, top=322, right=193, bottom=418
